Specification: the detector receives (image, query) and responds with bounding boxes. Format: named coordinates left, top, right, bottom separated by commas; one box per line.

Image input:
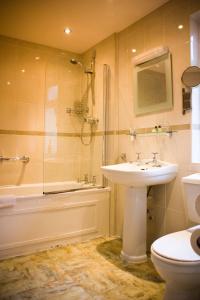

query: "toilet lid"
left=151, top=230, right=200, bottom=262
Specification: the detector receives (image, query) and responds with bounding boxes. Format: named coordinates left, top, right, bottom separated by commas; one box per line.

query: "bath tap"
left=91, top=176, right=96, bottom=186
left=84, top=174, right=89, bottom=184
left=77, top=174, right=89, bottom=184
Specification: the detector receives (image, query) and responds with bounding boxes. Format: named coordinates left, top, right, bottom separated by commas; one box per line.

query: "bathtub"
left=0, top=182, right=110, bottom=259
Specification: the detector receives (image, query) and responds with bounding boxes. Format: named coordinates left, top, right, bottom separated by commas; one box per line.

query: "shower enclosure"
left=43, top=49, right=109, bottom=193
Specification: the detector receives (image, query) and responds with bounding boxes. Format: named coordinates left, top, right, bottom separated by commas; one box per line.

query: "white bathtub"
left=0, top=182, right=110, bottom=259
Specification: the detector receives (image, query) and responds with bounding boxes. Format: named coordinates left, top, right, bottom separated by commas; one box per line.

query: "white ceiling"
left=0, top=0, right=169, bottom=54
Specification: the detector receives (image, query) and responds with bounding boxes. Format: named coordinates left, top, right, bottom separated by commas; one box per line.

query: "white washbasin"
left=101, top=160, right=178, bottom=187
left=101, top=159, right=178, bottom=263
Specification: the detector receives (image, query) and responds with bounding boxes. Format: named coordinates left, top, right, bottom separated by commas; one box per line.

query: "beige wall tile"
left=0, top=134, right=43, bottom=185
left=165, top=209, right=187, bottom=234
left=147, top=205, right=166, bottom=250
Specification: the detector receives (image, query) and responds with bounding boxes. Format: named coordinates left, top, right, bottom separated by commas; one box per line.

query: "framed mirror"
left=133, top=53, right=173, bottom=116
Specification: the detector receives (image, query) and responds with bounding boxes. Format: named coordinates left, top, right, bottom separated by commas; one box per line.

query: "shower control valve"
left=66, top=107, right=72, bottom=114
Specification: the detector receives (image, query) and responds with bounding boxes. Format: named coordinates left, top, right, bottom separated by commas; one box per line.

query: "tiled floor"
left=0, top=238, right=165, bottom=299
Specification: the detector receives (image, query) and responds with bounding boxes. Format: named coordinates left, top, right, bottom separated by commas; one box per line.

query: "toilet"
left=151, top=174, right=200, bottom=300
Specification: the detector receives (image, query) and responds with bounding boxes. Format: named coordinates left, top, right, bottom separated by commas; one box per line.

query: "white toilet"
left=151, top=174, right=200, bottom=300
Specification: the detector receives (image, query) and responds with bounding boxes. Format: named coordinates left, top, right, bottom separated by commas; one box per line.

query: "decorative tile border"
left=0, top=129, right=44, bottom=136
left=0, top=124, right=191, bottom=138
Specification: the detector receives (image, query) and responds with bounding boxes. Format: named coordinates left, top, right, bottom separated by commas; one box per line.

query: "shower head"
left=70, top=57, right=94, bottom=74
left=70, top=58, right=83, bottom=67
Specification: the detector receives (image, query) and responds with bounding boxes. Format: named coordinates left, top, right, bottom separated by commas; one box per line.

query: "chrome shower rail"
left=0, top=155, right=30, bottom=163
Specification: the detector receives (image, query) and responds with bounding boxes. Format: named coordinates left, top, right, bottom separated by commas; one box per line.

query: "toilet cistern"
left=101, top=157, right=178, bottom=263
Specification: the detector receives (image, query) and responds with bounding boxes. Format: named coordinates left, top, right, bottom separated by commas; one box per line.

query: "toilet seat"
left=151, top=230, right=200, bottom=263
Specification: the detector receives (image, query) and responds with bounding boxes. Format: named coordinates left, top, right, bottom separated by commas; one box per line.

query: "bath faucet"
left=91, top=175, right=96, bottom=186
left=84, top=174, right=89, bottom=184
left=77, top=174, right=89, bottom=184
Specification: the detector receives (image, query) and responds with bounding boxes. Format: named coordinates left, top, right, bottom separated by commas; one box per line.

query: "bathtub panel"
left=0, top=188, right=110, bottom=259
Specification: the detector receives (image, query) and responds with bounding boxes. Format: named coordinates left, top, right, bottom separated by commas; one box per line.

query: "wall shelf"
left=129, top=130, right=176, bottom=138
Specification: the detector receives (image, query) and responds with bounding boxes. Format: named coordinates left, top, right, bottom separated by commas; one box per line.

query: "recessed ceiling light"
left=132, top=48, right=137, bottom=53
left=64, top=27, right=72, bottom=35
left=35, top=56, right=40, bottom=60
left=178, top=24, right=184, bottom=30
left=21, top=69, right=25, bottom=73
left=6, top=81, right=11, bottom=85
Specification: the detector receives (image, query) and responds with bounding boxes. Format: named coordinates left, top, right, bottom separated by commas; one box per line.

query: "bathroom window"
left=191, top=12, right=200, bottom=163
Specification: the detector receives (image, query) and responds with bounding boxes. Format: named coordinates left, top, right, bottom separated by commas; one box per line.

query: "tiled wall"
left=115, top=0, right=200, bottom=243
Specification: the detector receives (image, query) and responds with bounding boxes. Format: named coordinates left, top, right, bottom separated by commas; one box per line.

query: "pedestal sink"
left=101, top=160, right=178, bottom=263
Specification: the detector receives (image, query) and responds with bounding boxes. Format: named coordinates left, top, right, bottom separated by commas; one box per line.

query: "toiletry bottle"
left=152, top=126, right=158, bottom=133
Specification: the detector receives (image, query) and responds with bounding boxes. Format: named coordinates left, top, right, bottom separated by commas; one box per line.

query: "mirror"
left=181, top=66, right=200, bottom=87
left=181, top=66, right=200, bottom=114
left=133, top=53, right=173, bottom=116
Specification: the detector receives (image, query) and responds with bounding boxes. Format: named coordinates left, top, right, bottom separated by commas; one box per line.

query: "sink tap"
left=120, top=153, right=127, bottom=162
left=152, top=152, right=160, bottom=167
left=136, top=152, right=142, bottom=165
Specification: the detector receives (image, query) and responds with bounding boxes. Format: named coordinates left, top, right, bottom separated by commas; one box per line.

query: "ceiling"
left=0, top=0, right=169, bottom=54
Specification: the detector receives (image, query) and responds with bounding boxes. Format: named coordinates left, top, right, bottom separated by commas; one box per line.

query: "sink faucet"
left=120, top=153, right=127, bottom=162
left=151, top=152, right=160, bottom=167
left=136, top=152, right=142, bottom=165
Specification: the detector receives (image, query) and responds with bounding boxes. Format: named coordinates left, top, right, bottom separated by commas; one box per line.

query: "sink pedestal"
left=121, top=186, right=147, bottom=264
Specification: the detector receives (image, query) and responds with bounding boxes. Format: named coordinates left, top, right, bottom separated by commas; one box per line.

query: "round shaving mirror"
left=181, top=66, right=200, bottom=88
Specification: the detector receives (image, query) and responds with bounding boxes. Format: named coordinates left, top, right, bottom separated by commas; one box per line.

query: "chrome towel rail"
left=0, top=155, right=30, bottom=163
